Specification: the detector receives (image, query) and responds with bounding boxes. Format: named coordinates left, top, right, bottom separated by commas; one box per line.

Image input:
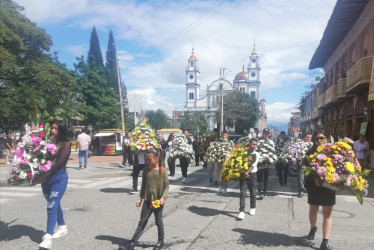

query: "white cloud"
left=266, top=102, right=299, bottom=123
left=14, top=0, right=336, bottom=123
left=66, top=44, right=87, bottom=57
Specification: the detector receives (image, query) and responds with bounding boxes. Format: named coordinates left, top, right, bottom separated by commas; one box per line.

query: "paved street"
left=1, top=154, right=374, bottom=250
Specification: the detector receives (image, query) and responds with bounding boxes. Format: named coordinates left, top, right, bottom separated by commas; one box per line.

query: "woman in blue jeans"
left=39, top=120, right=71, bottom=249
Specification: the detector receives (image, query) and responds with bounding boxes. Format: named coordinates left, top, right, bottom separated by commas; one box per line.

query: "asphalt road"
left=1, top=154, right=374, bottom=250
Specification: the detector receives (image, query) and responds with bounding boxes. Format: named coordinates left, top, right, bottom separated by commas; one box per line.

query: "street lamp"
left=116, top=56, right=125, bottom=132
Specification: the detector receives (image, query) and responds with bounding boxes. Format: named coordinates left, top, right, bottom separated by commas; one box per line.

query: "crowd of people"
left=2, top=124, right=372, bottom=250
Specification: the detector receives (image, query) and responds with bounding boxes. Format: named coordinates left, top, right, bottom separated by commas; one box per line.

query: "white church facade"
left=184, top=45, right=267, bottom=132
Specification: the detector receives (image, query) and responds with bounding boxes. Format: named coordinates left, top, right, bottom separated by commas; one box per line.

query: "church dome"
left=234, top=70, right=247, bottom=81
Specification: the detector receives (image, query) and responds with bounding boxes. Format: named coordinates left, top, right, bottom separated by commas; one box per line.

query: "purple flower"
left=45, top=144, right=58, bottom=154
left=316, top=154, right=327, bottom=162
left=345, top=177, right=351, bottom=187
left=31, top=137, right=43, bottom=145
left=15, top=148, right=24, bottom=157
left=32, top=145, right=40, bottom=152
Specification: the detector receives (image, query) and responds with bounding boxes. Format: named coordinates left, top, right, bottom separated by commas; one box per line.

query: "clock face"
left=251, top=72, right=256, bottom=77
left=252, top=58, right=256, bottom=63
left=189, top=74, right=194, bottom=80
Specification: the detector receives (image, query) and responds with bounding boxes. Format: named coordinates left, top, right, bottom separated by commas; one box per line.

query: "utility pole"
left=220, top=83, right=224, bottom=133
left=116, top=56, right=125, bottom=132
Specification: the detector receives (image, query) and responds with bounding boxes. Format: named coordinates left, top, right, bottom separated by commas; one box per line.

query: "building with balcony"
left=301, top=0, right=374, bottom=146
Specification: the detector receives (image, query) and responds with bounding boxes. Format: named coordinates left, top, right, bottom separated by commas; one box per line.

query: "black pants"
left=122, top=151, right=134, bottom=165
left=239, top=173, right=257, bottom=211
left=179, top=157, right=189, bottom=178
left=194, top=152, right=202, bottom=166
left=132, top=164, right=145, bottom=190
left=132, top=202, right=164, bottom=242
left=168, top=158, right=175, bottom=175
left=276, top=163, right=289, bottom=185
left=257, top=168, right=269, bottom=193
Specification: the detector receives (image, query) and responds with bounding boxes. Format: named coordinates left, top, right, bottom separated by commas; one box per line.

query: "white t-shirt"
left=354, top=140, right=369, bottom=159
left=250, top=151, right=260, bottom=173
left=76, top=133, right=91, bottom=151
left=138, top=153, right=145, bottom=164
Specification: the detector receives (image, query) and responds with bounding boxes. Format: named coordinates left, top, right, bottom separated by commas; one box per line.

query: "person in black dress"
left=304, top=132, right=335, bottom=250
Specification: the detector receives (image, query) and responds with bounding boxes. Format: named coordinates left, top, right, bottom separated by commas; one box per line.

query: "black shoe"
left=119, top=241, right=135, bottom=250
left=153, top=240, right=164, bottom=250
left=307, top=226, right=317, bottom=240
left=169, top=173, right=174, bottom=176
left=214, top=181, right=218, bottom=185
left=320, top=240, right=331, bottom=250
left=79, top=164, right=82, bottom=169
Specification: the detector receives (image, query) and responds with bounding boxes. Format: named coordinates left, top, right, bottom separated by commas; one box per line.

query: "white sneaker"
left=53, top=225, right=67, bottom=238
left=39, top=233, right=53, bottom=249
left=182, top=177, right=186, bottom=183
left=218, top=186, right=223, bottom=193
left=222, top=188, right=227, bottom=194
left=237, top=211, right=245, bottom=220
left=249, top=208, right=256, bottom=216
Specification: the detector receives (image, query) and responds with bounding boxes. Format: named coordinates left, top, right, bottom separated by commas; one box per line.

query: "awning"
left=94, top=132, right=115, bottom=137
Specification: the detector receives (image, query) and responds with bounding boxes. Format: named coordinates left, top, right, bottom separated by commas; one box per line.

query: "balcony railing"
left=346, top=56, right=373, bottom=91
left=318, top=93, right=325, bottom=108
left=311, top=107, right=322, bottom=119
left=324, top=85, right=337, bottom=105
left=337, top=78, right=347, bottom=98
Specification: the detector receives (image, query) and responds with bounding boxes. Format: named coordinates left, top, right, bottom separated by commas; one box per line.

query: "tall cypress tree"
left=87, top=26, right=104, bottom=70
left=106, top=30, right=118, bottom=90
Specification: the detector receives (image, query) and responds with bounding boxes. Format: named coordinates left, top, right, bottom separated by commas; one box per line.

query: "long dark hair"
left=167, top=133, right=174, bottom=142
left=51, top=120, right=68, bottom=142
left=145, top=148, right=164, bottom=176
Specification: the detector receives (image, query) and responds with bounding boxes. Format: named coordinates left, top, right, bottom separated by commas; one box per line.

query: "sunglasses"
left=315, top=137, right=325, bottom=141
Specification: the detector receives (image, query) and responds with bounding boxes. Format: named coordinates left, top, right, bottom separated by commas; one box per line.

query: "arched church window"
left=191, top=62, right=193, bottom=67
left=189, top=92, right=194, bottom=100
left=251, top=91, right=256, bottom=98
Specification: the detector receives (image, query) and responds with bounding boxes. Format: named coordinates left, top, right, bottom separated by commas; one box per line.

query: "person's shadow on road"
left=0, top=219, right=44, bottom=243
left=232, top=228, right=318, bottom=249
left=188, top=205, right=237, bottom=219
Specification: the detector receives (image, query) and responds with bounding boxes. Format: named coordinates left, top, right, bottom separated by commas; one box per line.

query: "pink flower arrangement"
left=8, top=123, right=57, bottom=185
left=303, top=138, right=370, bottom=204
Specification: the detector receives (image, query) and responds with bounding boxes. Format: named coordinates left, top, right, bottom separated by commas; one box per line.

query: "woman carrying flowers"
left=304, top=132, right=335, bottom=250
left=38, top=121, right=71, bottom=249
left=119, top=148, right=169, bottom=250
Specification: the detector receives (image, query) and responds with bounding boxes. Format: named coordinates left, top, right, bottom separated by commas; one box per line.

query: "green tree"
left=216, top=91, right=260, bottom=135
left=74, top=56, right=121, bottom=130
left=87, top=26, right=104, bottom=70
left=105, top=30, right=118, bottom=91
left=0, top=0, right=79, bottom=131
left=180, top=111, right=209, bottom=136
left=144, top=109, right=173, bottom=130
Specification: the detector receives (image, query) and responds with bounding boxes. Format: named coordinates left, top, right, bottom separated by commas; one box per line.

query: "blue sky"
left=14, top=0, right=336, bottom=131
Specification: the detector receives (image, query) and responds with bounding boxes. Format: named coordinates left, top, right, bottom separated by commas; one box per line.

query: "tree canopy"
left=0, top=0, right=79, bottom=131
left=180, top=111, right=209, bottom=136
left=216, top=91, right=260, bottom=135
left=144, top=109, right=174, bottom=130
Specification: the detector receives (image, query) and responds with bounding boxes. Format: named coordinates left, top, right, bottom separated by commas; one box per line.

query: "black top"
left=50, top=141, right=71, bottom=173
left=186, top=136, right=192, bottom=145
left=192, top=140, right=201, bottom=152
left=5, top=137, right=13, bottom=149
left=159, top=138, right=168, bottom=150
